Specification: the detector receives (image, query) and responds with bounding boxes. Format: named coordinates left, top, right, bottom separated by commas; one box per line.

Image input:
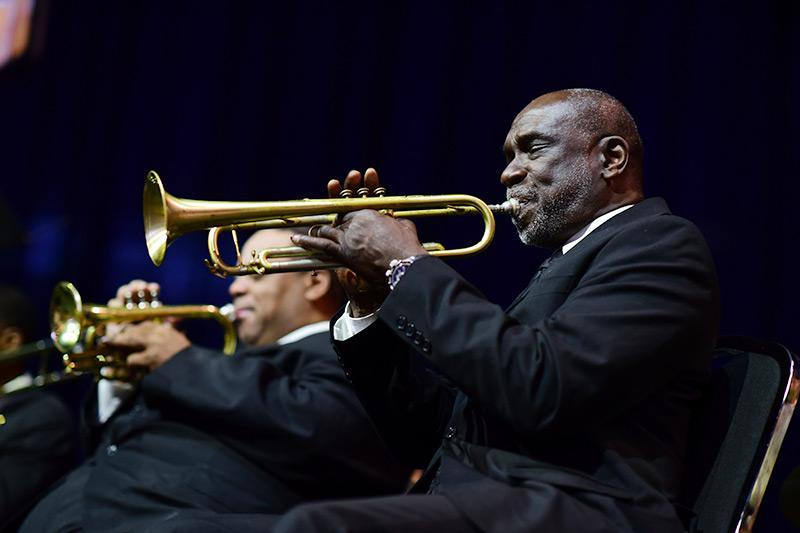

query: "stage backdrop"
left=0, top=0, right=798, bottom=528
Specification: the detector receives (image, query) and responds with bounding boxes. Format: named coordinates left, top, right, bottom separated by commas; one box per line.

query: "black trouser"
left=143, top=494, right=478, bottom=533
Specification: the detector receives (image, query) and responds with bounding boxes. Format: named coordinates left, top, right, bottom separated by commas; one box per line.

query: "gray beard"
left=514, top=167, right=594, bottom=248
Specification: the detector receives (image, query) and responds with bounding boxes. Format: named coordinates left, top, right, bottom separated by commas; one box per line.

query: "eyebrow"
left=514, top=130, right=554, bottom=148
left=503, top=130, right=554, bottom=156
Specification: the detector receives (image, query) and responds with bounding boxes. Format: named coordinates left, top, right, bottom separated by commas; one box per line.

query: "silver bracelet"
left=385, top=255, right=422, bottom=290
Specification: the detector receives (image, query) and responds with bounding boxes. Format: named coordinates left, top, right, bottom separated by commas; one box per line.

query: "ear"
left=597, top=136, right=629, bottom=180
left=303, top=271, right=332, bottom=303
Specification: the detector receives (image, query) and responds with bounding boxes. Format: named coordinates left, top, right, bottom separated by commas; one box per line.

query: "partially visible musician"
left=21, top=229, right=409, bottom=532
left=0, top=284, right=75, bottom=530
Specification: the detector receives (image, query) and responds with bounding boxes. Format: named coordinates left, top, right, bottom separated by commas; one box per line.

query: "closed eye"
left=516, top=132, right=551, bottom=156
left=526, top=143, right=548, bottom=158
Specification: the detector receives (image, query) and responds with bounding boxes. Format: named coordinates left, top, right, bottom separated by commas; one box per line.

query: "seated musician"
left=21, top=229, right=409, bottom=532
left=0, top=284, right=75, bottom=530
left=275, top=89, right=719, bottom=532
left=206, top=89, right=716, bottom=532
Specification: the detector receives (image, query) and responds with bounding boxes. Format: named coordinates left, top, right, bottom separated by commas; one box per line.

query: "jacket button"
left=444, top=425, right=456, bottom=439
left=106, top=444, right=118, bottom=456
left=405, top=323, right=415, bottom=337
left=422, top=340, right=432, bottom=354
left=396, top=315, right=407, bottom=330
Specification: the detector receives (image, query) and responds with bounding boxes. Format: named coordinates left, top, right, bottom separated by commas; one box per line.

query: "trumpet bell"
left=143, top=170, right=519, bottom=276
left=143, top=171, right=170, bottom=267
left=50, top=281, right=84, bottom=353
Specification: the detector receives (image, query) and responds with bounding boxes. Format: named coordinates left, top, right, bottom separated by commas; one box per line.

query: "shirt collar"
left=1, top=373, right=34, bottom=394
left=276, top=321, right=330, bottom=345
left=561, top=203, right=636, bottom=255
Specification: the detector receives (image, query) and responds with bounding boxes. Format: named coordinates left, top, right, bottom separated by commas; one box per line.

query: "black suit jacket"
left=336, top=198, right=720, bottom=532
left=0, top=388, right=75, bottom=530
left=27, top=332, right=408, bottom=531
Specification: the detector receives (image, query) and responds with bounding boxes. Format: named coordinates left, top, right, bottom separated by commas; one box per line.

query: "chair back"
left=682, top=337, right=799, bottom=533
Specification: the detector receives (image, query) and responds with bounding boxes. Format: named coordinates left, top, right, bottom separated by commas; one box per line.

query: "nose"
left=228, top=276, right=249, bottom=299
left=500, top=159, right=526, bottom=187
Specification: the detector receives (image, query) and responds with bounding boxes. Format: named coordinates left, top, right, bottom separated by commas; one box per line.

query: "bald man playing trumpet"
left=21, top=229, right=409, bottom=532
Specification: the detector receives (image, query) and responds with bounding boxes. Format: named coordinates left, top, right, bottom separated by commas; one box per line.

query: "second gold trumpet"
left=143, top=170, right=518, bottom=277
left=51, top=281, right=237, bottom=380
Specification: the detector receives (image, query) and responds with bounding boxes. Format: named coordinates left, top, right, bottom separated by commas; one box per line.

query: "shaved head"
left=523, top=89, right=643, bottom=178
left=501, top=89, right=645, bottom=248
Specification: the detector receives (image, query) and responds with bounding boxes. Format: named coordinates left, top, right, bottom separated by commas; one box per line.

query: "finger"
left=106, top=332, right=139, bottom=348
left=106, top=322, right=146, bottom=347
left=107, top=297, right=122, bottom=308
left=291, top=234, right=344, bottom=260
left=398, top=218, right=419, bottom=234
left=364, top=167, right=381, bottom=194
left=116, top=279, right=147, bottom=301
left=342, top=170, right=362, bottom=194
left=126, top=350, right=152, bottom=369
left=310, top=225, right=344, bottom=242
left=104, top=322, right=124, bottom=338
left=327, top=179, right=342, bottom=199
left=100, top=365, right=121, bottom=380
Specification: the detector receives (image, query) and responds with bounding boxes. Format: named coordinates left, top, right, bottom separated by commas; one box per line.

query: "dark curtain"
left=0, top=0, right=798, bottom=527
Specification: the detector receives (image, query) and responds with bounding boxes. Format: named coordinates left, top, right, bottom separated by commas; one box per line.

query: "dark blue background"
left=0, top=1, right=798, bottom=529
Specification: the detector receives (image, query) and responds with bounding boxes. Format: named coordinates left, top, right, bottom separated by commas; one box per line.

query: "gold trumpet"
left=50, top=281, right=237, bottom=379
left=143, top=170, right=518, bottom=277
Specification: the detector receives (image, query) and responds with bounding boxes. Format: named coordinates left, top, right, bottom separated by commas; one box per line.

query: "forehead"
left=506, top=101, right=574, bottom=142
left=241, top=230, right=294, bottom=255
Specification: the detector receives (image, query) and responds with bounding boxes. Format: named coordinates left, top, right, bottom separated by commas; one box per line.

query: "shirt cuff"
left=97, top=378, right=135, bottom=423
left=332, top=301, right=379, bottom=341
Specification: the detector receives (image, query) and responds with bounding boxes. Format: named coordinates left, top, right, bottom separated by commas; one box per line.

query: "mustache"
left=506, top=187, right=537, bottom=203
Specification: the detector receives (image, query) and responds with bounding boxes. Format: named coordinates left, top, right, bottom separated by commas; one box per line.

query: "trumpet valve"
left=137, top=289, right=149, bottom=309
left=123, top=291, right=135, bottom=309
left=150, top=288, right=162, bottom=308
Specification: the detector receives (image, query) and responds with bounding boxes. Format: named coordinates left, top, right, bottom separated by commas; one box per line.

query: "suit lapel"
left=504, top=198, right=670, bottom=316
left=505, top=250, right=562, bottom=313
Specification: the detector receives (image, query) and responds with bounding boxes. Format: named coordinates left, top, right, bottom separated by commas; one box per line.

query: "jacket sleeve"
left=373, top=215, right=719, bottom=438
left=140, top=341, right=371, bottom=450
left=334, top=313, right=458, bottom=467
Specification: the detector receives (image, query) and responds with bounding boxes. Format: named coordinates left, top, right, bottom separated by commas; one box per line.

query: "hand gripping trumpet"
left=50, top=281, right=237, bottom=380
left=143, top=170, right=518, bottom=277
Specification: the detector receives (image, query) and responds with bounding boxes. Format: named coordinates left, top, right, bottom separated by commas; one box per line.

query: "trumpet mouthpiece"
left=219, top=303, right=236, bottom=322
left=488, top=198, right=519, bottom=217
